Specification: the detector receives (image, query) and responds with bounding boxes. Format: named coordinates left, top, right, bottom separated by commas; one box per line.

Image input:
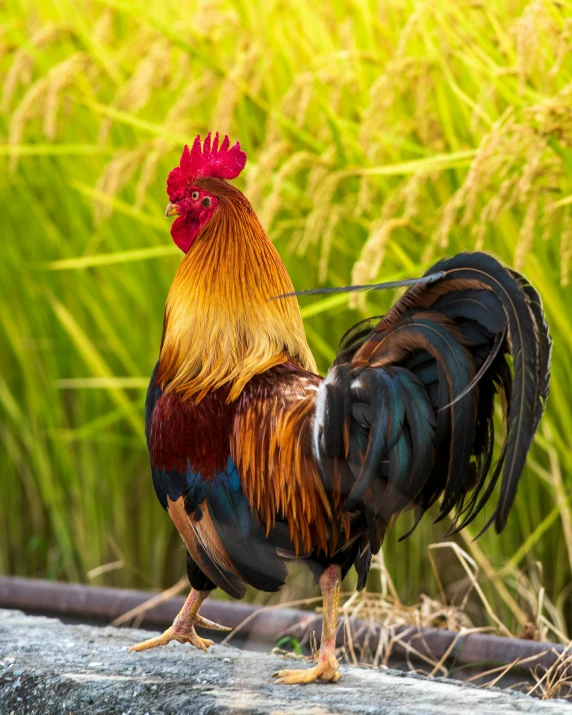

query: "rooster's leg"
left=274, top=564, right=342, bottom=684
left=128, top=588, right=230, bottom=653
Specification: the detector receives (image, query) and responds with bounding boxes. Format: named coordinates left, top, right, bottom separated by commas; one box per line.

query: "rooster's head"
left=165, top=133, right=246, bottom=253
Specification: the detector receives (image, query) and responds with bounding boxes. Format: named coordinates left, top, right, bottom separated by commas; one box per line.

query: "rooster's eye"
left=202, top=196, right=211, bottom=208
left=191, top=191, right=200, bottom=201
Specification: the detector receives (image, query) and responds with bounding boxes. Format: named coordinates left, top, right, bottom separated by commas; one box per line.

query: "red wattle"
left=171, top=216, right=199, bottom=253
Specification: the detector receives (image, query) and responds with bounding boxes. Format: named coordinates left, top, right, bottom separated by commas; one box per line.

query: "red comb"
left=167, top=132, right=246, bottom=200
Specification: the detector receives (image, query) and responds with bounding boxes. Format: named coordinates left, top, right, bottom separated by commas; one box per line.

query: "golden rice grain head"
left=44, top=54, right=90, bottom=140
left=167, top=51, right=191, bottom=92
left=523, top=1, right=563, bottom=93
left=2, top=51, right=33, bottom=115
left=539, top=210, right=554, bottom=245
left=191, top=0, right=239, bottom=39
left=514, top=196, right=538, bottom=271
left=358, top=66, right=401, bottom=151
left=245, top=140, right=289, bottom=210
left=527, top=84, right=572, bottom=147
left=298, top=168, right=342, bottom=255
left=459, top=131, right=502, bottom=230
left=306, top=160, right=333, bottom=199
left=278, top=73, right=312, bottom=121
left=99, top=36, right=172, bottom=144
left=355, top=176, right=374, bottom=218
left=486, top=176, right=520, bottom=225
left=158, top=74, right=218, bottom=155
left=511, top=0, right=551, bottom=94
left=413, top=65, right=437, bottom=146
left=469, top=81, right=496, bottom=137
left=350, top=217, right=409, bottom=311
left=471, top=176, right=519, bottom=251
left=295, top=81, right=313, bottom=129
left=402, top=173, right=427, bottom=221
left=2, top=25, right=71, bottom=113
left=431, top=188, right=463, bottom=255
left=377, top=181, right=408, bottom=224
left=95, top=149, right=147, bottom=223
left=258, top=151, right=318, bottom=230
left=8, top=79, right=49, bottom=170
left=92, top=9, right=114, bottom=43
left=394, top=0, right=431, bottom=57
left=549, top=17, right=572, bottom=78
left=516, top=140, right=545, bottom=204
left=212, top=44, right=260, bottom=136
left=433, top=111, right=519, bottom=255
left=318, top=206, right=342, bottom=283
left=135, top=145, right=165, bottom=210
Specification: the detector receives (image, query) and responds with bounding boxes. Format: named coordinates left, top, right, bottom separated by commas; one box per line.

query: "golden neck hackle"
left=157, top=181, right=317, bottom=402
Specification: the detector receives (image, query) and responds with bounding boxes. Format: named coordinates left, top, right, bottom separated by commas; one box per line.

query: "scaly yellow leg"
left=274, top=564, right=342, bottom=684
left=128, top=588, right=230, bottom=653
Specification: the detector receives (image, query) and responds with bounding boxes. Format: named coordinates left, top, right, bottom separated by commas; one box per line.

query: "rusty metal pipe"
left=0, top=577, right=565, bottom=677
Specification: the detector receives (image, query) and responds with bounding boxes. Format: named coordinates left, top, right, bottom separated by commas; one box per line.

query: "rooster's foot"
left=128, top=588, right=230, bottom=654
left=273, top=653, right=341, bottom=684
left=129, top=624, right=215, bottom=653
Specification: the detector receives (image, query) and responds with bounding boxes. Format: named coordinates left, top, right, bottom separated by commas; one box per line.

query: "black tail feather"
left=316, top=251, right=550, bottom=553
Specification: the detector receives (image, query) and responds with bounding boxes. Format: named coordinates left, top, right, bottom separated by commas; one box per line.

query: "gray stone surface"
left=0, top=609, right=569, bottom=714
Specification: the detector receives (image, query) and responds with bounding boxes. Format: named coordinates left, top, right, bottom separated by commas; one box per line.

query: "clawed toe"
left=128, top=630, right=173, bottom=653
left=188, top=633, right=215, bottom=652
left=193, top=614, right=232, bottom=631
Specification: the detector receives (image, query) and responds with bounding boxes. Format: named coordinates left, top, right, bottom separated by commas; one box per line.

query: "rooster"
left=129, top=133, right=551, bottom=685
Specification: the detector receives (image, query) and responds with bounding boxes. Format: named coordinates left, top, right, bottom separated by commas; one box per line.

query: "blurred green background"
left=1, top=0, right=572, bottom=635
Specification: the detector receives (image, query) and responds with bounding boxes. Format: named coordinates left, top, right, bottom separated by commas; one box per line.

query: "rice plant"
left=1, top=0, right=572, bottom=632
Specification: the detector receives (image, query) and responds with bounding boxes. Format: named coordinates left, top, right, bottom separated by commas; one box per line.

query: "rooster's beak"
left=165, top=202, right=179, bottom=218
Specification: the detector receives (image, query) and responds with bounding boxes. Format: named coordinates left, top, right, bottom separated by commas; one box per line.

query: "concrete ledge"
left=1, top=577, right=565, bottom=680
left=1, top=609, right=570, bottom=714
